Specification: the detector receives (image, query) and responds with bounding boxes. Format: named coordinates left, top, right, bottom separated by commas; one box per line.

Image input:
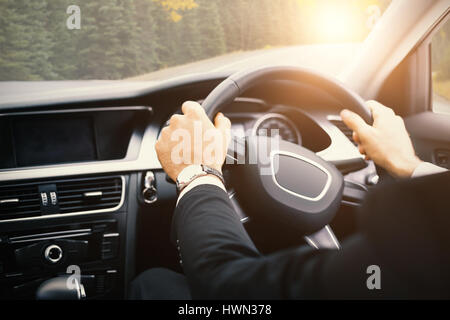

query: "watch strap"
left=176, top=165, right=225, bottom=193
left=201, top=165, right=225, bottom=186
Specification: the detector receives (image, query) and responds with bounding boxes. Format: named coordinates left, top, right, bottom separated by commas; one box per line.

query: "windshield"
left=0, top=0, right=391, bottom=81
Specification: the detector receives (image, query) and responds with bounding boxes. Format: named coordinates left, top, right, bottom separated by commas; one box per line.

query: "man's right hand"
left=340, top=100, right=422, bottom=178
left=155, top=101, right=231, bottom=182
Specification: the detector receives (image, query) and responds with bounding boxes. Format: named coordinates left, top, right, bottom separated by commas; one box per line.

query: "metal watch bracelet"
left=176, top=164, right=225, bottom=193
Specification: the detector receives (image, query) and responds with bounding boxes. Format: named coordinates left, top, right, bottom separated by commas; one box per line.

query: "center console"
left=0, top=106, right=156, bottom=299
left=0, top=220, right=122, bottom=298
left=0, top=175, right=130, bottom=299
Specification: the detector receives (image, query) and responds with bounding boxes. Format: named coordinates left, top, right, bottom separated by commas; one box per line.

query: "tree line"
left=0, top=0, right=386, bottom=80
left=432, top=19, right=450, bottom=81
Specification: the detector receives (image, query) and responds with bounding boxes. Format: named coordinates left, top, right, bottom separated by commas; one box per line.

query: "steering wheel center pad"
left=235, top=137, right=343, bottom=234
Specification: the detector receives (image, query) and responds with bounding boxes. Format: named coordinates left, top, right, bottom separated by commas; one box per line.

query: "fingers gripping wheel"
left=201, top=66, right=372, bottom=234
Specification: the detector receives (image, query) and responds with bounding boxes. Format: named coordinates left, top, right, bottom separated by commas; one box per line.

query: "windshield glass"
left=0, top=0, right=392, bottom=81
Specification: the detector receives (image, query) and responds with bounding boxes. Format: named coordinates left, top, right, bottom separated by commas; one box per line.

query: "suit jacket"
left=172, top=171, right=450, bottom=299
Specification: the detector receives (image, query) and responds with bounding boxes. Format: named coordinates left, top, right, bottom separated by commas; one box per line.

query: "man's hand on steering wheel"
left=155, top=101, right=231, bottom=182
left=157, top=98, right=421, bottom=182
left=340, top=100, right=422, bottom=178
left=156, top=67, right=382, bottom=237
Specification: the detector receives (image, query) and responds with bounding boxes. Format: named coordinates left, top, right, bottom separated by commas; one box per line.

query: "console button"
left=15, top=239, right=88, bottom=269
left=44, top=244, right=63, bottom=264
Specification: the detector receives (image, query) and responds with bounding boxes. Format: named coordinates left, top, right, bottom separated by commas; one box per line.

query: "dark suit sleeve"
left=172, top=172, right=450, bottom=299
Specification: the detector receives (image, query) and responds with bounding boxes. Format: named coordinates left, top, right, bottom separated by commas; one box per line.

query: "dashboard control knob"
left=142, top=171, right=158, bottom=204
left=143, top=187, right=158, bottom=204
left=44, top=244, right=63, bottom=264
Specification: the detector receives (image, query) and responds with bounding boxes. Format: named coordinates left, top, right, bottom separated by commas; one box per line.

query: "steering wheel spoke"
left=304, top=225, right=341, bottom=250
left=224, top=135, right=247, bottom=166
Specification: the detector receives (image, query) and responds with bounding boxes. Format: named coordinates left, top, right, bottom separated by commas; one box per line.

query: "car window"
left=0, top=0, right=392, bottom=81
left=431, top=17, right=450, bottom=115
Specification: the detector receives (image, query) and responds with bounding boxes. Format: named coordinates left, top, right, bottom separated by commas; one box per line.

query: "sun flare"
left=313, top=3, right=362, bottom=42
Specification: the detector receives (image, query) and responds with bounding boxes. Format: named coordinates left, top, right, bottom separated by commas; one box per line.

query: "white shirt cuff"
left=176, top=175, right=226, bottom=206
left=411, top=162, right=447, bottom=178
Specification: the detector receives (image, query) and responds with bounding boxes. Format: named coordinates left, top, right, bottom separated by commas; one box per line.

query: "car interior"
left=0, top=2, right=449, bottom=300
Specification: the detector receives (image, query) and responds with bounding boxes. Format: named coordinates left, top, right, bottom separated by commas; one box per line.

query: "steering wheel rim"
left=203, top=66, right=392, bottom=182
left=203, top=66, right=373, bottom=124
left=200, top=66, right=375, bottom=247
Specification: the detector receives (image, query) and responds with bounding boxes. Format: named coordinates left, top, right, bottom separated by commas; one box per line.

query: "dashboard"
left=0, top=76, right=373, bottom=299
left=0, top=107, right=149, bottom=170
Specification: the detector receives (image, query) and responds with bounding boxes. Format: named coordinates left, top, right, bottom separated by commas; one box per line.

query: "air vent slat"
left=1, top=211, right=41, bottom=220
left=0, top=183, right=40, bottom=220
left=9, top=198, right=40, bottom=204
left=58, top=185, right=119, bottom=195
left=56, top=180, right=116, bottom=187
left=0, top=210, right=41, bottom=217
left=0, top=203, right=41, bottom=210
left=58, top=191, right=121, bottom=200
left=58, top=202, right=121, bottom=213
left=0, top=190, right=38, bottom=198
left=58, top=181, right=117, bottom=187
left=57, top=183, right=117, bottom=191
left=56, top=177, right=122, bottom=215
left=59, top=196, right=122, bottom=207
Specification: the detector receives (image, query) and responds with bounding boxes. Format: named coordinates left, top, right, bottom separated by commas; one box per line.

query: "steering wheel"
left=201, top=66, right=374, bottom=249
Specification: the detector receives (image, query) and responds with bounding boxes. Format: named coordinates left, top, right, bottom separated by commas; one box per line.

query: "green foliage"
left=175, top=8, right=201, bottom=63
left=0, top=0, right=55, bottom=80
left=153, top=0, right=198, bottom=22
left=432, top=19, right=450, bottom=81
left=194, top=0, right=225, bottom=59
left=75, top=0, right=141, bottom=79
left=134, top=0, right=160, bottom=72
left=0, top=0, right=389, bottom=80
left=437, top=50, right=450, bottom=81
left=46, top=0, right=81, bottom=79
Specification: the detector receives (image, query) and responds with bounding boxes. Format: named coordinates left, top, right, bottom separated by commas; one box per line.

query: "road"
left=433, top=94, right=450, bottom=115
left=0, top=43, right=364, bottom=109
left=126, top=43, right=361, bottom=81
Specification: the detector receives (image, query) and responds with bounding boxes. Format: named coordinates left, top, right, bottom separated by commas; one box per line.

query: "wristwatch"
left=176, top=164, right=225, bottom=192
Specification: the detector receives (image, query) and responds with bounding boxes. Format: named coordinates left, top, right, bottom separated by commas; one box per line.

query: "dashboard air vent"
left=0, top=176, right=123, bottom=222
left=0, top=184, right=41, bottom=221
left=56, top=177, right=123, bottom=214
left=329, top=119, right=357, bottom=146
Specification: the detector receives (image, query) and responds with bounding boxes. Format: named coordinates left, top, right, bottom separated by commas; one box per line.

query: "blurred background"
left=0, top=0, right=396, bottom=81
left=432, top=18, right=450, bottom=111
